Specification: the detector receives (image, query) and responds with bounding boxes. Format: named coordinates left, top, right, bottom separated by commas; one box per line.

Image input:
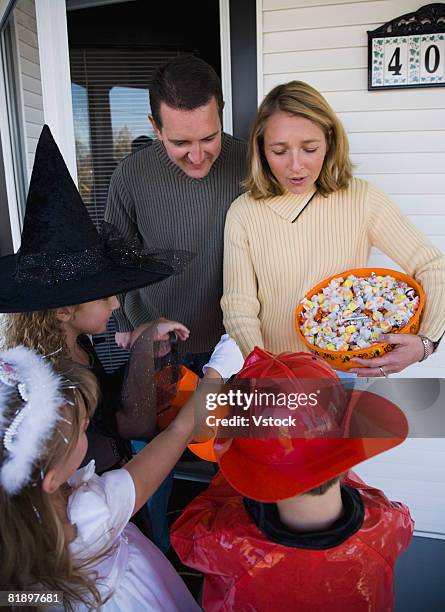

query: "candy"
left=299, top=272, right=419, bottom=352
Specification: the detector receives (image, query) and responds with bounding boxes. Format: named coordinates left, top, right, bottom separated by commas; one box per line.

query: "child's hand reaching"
left=130, top=318, right=190, bottom=348
left=153, top=318, right=190, bottom=342
left=202, top=334, right=244, bottom=380
left=123, top=335, right=242, bottom=515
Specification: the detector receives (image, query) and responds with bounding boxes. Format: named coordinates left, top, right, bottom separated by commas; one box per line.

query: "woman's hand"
left=130, top=318, right=190, bottom=348
left=349, top=333, right=425, bottom=377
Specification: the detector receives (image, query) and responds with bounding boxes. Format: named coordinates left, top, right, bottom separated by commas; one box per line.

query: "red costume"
left=172, top=349, right=413, bottom=611
left=171, top=470, right=413, bottom=612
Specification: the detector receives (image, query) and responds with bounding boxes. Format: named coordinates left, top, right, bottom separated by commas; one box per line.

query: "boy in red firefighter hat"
left=171, top=348, right=414, bottom=612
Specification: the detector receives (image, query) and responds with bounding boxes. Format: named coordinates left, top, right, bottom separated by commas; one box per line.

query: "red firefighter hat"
left=214, top=347, right=408, bottom=502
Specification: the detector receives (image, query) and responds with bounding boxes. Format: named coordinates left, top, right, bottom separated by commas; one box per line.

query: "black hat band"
left=15, top=243, right=107, bottom=286
left=14, top=222, right=194, bottom=287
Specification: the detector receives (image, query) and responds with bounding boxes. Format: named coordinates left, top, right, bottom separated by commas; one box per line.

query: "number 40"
left=388, top=44, right=441, bottom=76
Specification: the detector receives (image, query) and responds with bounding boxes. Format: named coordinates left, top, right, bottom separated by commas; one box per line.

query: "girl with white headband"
left=0, top=343, right=239, bottom=610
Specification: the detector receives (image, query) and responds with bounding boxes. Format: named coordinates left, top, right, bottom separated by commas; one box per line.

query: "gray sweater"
left=105, top=133, right=247, bottom=354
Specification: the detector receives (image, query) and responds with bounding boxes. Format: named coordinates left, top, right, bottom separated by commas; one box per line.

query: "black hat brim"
left=0, top=254, right=174, bottom=312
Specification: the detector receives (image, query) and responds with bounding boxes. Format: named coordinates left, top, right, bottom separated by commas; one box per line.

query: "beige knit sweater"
left=222, top=178, right=445, bottom=358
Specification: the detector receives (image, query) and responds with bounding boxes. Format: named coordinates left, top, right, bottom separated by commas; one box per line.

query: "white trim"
left=10, top=9, right=28, bottom=183
left=0, top=67, right=22, bottom=249
left=66, top=0, right=135, bottom=9
left=0, top=14, right=23, bottom=249
left=219, top=0, right=232, bottom=135
left=0, top=0, right=16, bottom=32
left=256, top=0, right=263, bottom=104
left=35, top=0, right=77, bottom=184
left=413, top=531, right=445, bottom=541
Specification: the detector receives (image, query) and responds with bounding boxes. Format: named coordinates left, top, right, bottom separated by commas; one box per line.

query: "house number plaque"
left=368, top=3, right=445, bottom=90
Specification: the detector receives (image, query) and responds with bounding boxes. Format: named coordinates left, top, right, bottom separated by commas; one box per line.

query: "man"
left=105, top=55, right=247, bottom=373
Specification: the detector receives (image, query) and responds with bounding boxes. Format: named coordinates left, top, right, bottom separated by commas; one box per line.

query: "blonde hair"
left=244, top=81, right=353, bottom=199
left=0, top=360, right=103, bottom=610
left=1, top=309, right=75, bottom=358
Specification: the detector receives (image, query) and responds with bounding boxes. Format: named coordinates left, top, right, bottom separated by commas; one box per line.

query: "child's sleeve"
left=170, top=473, right=246, bottom=578
left=386, top=499, right=415, bottom=558
left=346, top=471, right=414, bottom=560
left=100, top=468, right=136, bottom=534
left=68, top=465, right=136, bottom=553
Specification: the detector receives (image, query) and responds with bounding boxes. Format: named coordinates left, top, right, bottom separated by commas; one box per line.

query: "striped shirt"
left=105, top=133, right=247, bottom=354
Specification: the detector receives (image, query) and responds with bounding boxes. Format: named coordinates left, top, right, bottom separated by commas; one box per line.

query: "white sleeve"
left=100, top=468, right=136, bottom=537
left=68, top=467, right=136, bottom=553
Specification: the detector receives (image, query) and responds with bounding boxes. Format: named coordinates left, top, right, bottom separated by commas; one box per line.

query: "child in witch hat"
left=0, top=125, right=203, bottom=476
left=0, top=344, right=242, bottom=610
left=171, top=348, right=414, bottom=612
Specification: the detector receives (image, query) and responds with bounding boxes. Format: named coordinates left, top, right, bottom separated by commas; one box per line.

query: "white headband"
left=0, top=346, right=64, bottom=495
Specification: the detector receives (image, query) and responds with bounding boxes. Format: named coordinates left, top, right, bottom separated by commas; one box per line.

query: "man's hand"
left=115, top=331, right=132, bottom=350
left=349, top=333, right=424, bottom=377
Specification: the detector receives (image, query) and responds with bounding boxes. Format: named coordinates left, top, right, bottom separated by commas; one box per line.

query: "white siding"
left=260, top=0, right=445, bottom=379
left=259, top=0, right=445, bottom=536
left=12, top=0, right=44, bottom=180
left=356, top=438, right=445, bottom=538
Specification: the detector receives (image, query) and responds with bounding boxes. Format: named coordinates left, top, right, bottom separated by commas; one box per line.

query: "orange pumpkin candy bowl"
left=295, top=268, right=425, bottom=371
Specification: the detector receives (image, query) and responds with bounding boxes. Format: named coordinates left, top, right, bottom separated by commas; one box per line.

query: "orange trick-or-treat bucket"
left=156, top=365, right=218, bottom=462
left=156, top=365, right=199, bottom=431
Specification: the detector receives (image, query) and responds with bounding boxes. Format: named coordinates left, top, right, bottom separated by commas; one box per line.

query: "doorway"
left=67, top=0, right=257, bottom=369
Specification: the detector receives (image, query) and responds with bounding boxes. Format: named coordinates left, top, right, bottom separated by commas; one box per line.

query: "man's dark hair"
left=149, top=55, right=223, bottom=128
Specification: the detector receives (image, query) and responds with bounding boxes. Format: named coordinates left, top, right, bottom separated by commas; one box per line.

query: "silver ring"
left=378, top=366, right=388, bottom=378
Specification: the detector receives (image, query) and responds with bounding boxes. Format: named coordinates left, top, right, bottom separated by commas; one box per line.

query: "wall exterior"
left=257, top=0, right=445, bottom=536
left=258, top=0, right=445, bottom=378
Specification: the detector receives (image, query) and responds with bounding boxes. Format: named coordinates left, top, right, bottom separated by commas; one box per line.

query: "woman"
left=221, top=81, right=445, bottom=376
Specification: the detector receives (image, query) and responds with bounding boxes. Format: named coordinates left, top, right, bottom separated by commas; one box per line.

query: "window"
left=110, top=86, right=154, bottom=157
left=70, top=47, right=182, bottom=369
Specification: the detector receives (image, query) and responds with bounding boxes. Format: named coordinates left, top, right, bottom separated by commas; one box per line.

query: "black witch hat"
left=0, top=125, right=193, bottom=312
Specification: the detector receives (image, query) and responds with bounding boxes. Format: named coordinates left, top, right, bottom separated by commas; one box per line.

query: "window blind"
left=69, top=47, right=185, bottom=370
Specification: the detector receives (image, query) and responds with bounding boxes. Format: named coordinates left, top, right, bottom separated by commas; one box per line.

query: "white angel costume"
left=68, top=461, right=200, bottom=611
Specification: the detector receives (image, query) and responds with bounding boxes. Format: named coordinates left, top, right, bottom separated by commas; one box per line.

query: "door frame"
left=219, top=0, right=233, bottom=134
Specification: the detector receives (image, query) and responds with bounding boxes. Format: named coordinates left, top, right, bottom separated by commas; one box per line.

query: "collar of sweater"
left=264, top=186, right=318, bottom=222
left=152, top=132, right=232, bottom=182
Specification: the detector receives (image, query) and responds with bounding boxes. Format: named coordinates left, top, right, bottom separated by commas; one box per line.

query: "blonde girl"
left=0, top=340, right=241, bottom=610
